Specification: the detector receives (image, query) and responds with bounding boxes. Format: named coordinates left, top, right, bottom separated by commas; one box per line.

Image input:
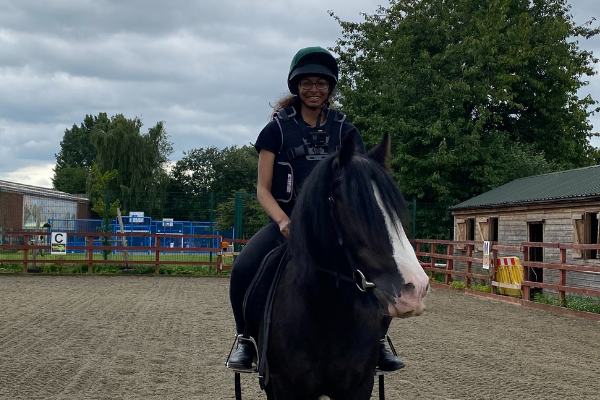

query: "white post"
left=117, top=208, right=130, bottom=262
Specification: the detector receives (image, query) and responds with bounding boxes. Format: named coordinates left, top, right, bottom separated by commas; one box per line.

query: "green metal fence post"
left=0, top=187, right=2, bottom=245
left=412, top=198, right=417, bottom=240
left=233, top=192, right=257, bottom=252
left=210, top=192, right=214, bottom=263
left=103, top=189, right=110, bottom=261
left=234, top=193, right=243, bottom=252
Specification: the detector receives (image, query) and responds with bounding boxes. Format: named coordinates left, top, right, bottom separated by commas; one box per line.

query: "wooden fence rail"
left=0, top=231, right=248, bottom=275
left=412, top=239, right=600, bottom=321
left=2, top=232, right=599, bottom=319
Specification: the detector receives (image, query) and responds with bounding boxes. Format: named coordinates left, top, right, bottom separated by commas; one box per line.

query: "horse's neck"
left=283, top=262, right=379, bottom=318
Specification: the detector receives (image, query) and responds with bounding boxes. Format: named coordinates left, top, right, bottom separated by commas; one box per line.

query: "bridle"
left=314, top=195, right=377, bottom=293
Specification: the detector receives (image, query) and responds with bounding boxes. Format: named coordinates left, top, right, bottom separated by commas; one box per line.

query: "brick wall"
left=0, top=191, right=24, bottom=231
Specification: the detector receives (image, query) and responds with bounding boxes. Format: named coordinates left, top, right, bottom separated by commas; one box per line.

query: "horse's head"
left=289, top=132, right=430, bottom=318
left=334, top=132, right=430, bottom=317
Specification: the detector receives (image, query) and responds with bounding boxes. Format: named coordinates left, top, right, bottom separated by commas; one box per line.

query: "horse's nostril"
left=405, top=282, right=416, bottom=290
left=426, top=283, right=430, bottom=293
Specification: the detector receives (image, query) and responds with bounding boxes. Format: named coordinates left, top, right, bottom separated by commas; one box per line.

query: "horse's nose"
left=403, top=282, right=429, bottom=298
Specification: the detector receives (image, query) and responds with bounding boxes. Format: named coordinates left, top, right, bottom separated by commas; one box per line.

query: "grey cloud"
left=0, top=0, right=599, bottom=188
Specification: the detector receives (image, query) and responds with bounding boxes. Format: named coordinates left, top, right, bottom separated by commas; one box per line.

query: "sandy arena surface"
left=0, top=275, right=599, bottom=400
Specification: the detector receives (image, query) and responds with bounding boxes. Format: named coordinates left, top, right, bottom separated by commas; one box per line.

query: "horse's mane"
left=288, top=150, right=407, bottom=285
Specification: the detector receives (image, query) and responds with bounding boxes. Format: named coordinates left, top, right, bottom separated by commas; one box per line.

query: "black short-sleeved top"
left=255, top=120, right=365, bottom=156
left=254, top=111, right=366, bottom=217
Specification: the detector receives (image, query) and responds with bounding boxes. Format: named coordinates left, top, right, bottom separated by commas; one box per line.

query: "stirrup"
left=225, top=334, right=259, bottom=373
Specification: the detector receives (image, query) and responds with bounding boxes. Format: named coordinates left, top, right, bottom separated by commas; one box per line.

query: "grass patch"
left=431, top=271, right=446, bottom=283
left=0, top=262, right=23, bottom=273
left=449, top=281, right=466, bottom=290
left=42, top=264, right=88, bottom=274
left=470, top=284, right=491, bottom=293
left=532, top=293, right=600, bottom=315
left=0, top=251, right=229, bottom=276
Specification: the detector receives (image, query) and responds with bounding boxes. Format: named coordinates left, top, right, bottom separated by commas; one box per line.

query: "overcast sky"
left=1, top=0, right=599, bottom=188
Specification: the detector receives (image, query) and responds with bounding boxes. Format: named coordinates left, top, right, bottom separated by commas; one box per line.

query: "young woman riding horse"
left=257, top=131, right=429, bottom=399
left=227, top=46, right=404, bottom=372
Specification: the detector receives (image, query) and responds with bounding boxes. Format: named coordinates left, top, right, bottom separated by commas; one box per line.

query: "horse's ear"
left=367, top=132, right=391, bottom=172
left=337, top=127, right=357, bottom=167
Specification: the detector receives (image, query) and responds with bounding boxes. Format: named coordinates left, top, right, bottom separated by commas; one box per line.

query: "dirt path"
left=0, top=275, right=598, bottom=400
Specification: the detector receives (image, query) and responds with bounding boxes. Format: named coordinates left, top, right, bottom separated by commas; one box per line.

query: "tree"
left=214, top=190, right=268, bottom=238
left=167, top=145, right=259, bottom=221
left=92, top=114, right=173, bottom=218
left=87, top=164, right=121, bottom=221
left=332, top=0, right=599, bottom=238
left=52, top=113, right=109, bottom=193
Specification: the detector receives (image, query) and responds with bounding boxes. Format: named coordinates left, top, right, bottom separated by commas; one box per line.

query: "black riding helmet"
left=288, top=47, right=339, bottom=95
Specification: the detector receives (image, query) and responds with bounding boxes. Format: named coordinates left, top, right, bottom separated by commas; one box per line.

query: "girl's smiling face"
left=298, top=77, right=330, bottom=109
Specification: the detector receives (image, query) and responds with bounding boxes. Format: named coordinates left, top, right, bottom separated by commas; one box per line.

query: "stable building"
left=449, top=165, right=600, bottom=290
left=0, top=180, right=93, bottom=231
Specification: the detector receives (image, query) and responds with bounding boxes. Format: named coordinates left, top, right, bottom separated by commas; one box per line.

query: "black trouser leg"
left=229, top=223, right=282, bottom=334
left=381, top=315, right=392, bottom=339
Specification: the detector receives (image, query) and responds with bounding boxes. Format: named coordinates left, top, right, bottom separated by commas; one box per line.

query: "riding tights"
left=229, top=222, right=284, bottom=334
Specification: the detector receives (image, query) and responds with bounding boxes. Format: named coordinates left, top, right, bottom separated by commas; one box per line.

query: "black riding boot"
left=227, top=338, right=256, bottom=370
left=377, top=339, right=405, bottom=371
left=378, top=316, right=404, bottom=371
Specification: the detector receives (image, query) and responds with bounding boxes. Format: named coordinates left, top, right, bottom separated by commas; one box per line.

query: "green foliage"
left=470, top=284, right=492, bottom=293
left=159, top=265, right=218, bottom=275
left=87, top=165, right=121, bottom=220
left=431, top=271, right=445, bottom=283
left=93, top=265, right=123, bottom=274
left=92, top=114, right=173, bottom=217
left=215, top=190, right=268, bottom=238
left=450, top=280, right=466, bottom=290
left=52, top=165, right=91, bottom=195
left=564, top=295, right=600, bottom=314
left=533, top=292, right=600, bottom=314
left=170, top=145, right=258, bottom=194
left=167, top=145, right=260, bottom=222
left=332, top=0, right=600, bottom=239
left=0, top=262, right=22, bottom=273
left=42, top=264, right=88, bottom=274
left=53, top=113, right=108, bottom=193
left=130, top=265, right=156, bottom=274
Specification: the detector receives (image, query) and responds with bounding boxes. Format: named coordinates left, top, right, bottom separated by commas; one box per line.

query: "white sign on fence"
left=163, top=218, right=174, bottom=227
left=51, top=232, right=67, bottom=255
left=482, top=241, right=491, bottom=270
left=129, top=211, right=145, bottom=223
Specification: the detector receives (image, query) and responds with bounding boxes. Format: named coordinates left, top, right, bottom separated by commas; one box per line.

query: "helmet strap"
left=315, top=100, right=330, bottom=129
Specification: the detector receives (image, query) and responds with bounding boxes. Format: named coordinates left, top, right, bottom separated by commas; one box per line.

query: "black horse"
left=244, top=133, right=430, bottom=400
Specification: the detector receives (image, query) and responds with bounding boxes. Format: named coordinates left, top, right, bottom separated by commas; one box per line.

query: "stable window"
left=466, top=218, right=475, bottom=241
left=572, top=213, right=599, bottom=260
left=476, top=217, right=489, bottom=251
left=489, top=217, right=499, bottom=242
left=455, top=218, right=467, bottom=250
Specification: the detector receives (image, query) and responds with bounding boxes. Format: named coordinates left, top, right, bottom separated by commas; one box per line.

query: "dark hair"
left=269, top=88, right=340, bottom=120
left=269, top=94, right=299, bottom=120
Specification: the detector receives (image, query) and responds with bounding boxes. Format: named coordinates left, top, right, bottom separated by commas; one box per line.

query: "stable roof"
left=449, top=165, right=600, bottom=211
left=0, top=180, right=88, bottom=202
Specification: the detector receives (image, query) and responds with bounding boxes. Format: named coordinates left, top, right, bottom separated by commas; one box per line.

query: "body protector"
left=271, top=106, right=348, bottom=203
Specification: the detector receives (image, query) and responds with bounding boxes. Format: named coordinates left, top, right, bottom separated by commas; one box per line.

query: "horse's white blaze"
left=372, top=182, right=429, bottom=317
